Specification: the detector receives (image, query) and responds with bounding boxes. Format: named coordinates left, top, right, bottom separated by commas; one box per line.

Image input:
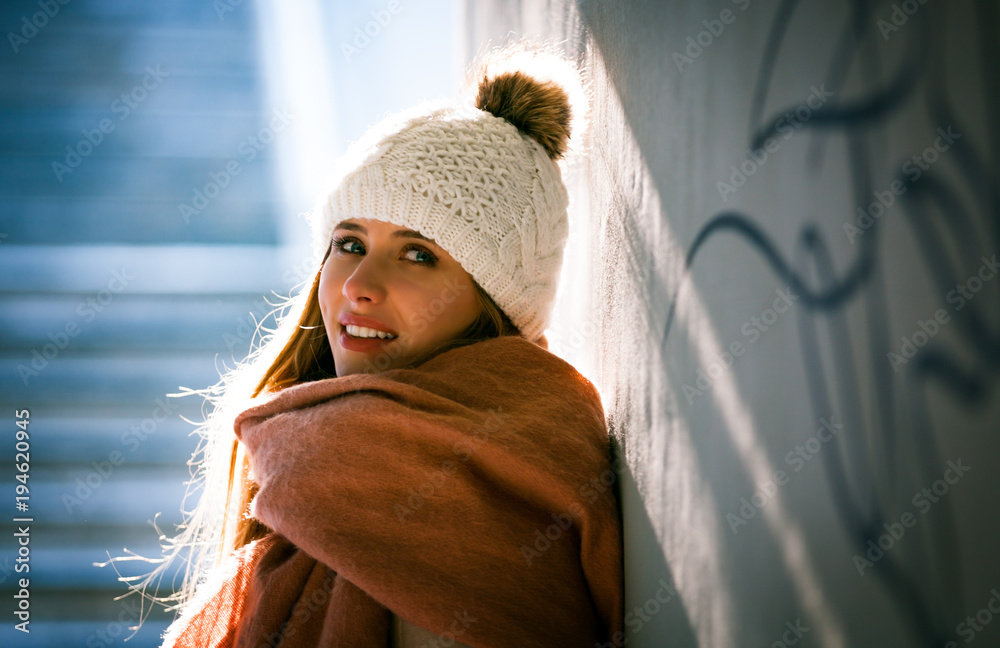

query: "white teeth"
left=345, top=324, right=396, bottom=339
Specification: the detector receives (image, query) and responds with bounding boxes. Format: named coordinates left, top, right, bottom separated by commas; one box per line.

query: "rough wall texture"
left=466, top=1, right=1000, bottom=646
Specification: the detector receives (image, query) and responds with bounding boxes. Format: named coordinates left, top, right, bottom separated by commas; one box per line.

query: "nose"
left=342, top=253, right=388, bottom=305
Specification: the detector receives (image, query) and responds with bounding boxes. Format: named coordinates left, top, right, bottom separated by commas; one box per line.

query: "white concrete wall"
left=465, top=1, right=1000, bottom=646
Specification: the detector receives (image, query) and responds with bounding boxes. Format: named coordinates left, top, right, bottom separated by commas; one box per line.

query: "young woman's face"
left=318, top=218, right=482, bottom=376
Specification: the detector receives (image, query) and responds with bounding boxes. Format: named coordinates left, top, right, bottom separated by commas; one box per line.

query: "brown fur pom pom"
left=475, top=71, right=571, bottom=161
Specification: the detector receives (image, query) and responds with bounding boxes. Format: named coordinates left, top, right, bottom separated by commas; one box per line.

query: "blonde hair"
left=106, top=240, right=520, bottom=633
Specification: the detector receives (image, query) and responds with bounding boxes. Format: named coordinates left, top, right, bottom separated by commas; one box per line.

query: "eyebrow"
left=334, top=221, right=437, bottom=244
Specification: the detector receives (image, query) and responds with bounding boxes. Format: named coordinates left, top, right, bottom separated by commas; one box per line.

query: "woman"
left=140, top=45, right=624, bottom=648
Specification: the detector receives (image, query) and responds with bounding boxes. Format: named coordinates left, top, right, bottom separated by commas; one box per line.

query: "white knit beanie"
left=310, top=69, right=575, bottom=344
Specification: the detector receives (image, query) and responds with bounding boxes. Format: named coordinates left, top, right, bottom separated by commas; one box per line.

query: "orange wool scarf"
left=160, top=335, right=624, bottom=647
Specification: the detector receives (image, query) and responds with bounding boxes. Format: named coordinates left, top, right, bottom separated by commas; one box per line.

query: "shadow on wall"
left=610, top=433, right=700, bottom=647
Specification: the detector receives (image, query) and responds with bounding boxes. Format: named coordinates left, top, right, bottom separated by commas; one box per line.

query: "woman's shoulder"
left=421, top=335, right=604, bottom=409
left=431, top=334, right=596, bottom=387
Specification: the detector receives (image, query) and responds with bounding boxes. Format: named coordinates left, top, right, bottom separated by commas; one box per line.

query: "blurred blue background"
left=0, top=0, right=460, bottom=645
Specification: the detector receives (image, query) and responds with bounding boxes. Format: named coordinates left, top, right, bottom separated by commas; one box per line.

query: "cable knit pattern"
left=311, top=99, right=570, bottom=343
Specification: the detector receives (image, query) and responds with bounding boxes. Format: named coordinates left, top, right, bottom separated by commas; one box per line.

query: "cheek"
left=317, top=265, right=340, bottom=317
left=395, top=283, right=447, bottom=337
left=455, top=275, right=479, bottom=314
left=441, top=277, right=480, bottom=330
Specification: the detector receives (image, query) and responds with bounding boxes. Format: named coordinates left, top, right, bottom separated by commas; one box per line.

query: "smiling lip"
left=338, top=313, right=398, bottom=353
left=339, top=327, right=396, bottom=352
left=338, top=313, right=397, bottom=336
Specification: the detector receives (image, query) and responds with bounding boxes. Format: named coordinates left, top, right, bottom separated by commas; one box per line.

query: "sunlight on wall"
left=545, top=151, right=602, bottom=386
left=590, top=46, right=845, bottom=648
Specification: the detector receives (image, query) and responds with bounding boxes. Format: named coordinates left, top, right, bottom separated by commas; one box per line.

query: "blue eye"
left=403, top=245, right=437, bottom=265
left=331, top=235, right=363, bottom=254
left=329, top=236, right=437, bottom=267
